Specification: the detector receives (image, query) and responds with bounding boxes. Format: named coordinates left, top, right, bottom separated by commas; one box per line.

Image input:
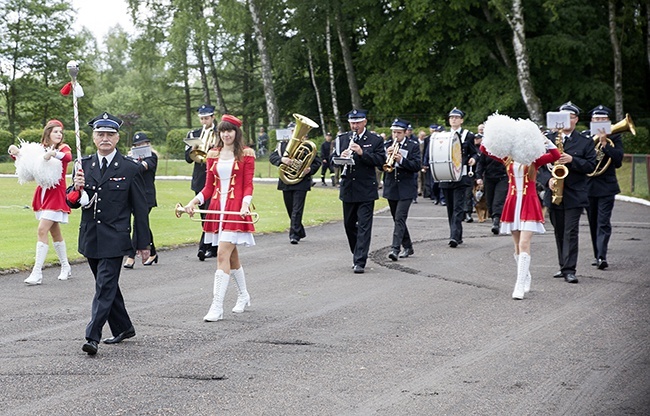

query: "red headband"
left=48, top=119, right=64, bottom=128
left=221, top=114, right=242, bottom=128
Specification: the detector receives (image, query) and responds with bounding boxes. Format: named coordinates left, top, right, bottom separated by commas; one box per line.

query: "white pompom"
left=511, top=118, right=546, bottom=165
left=482, top=113, right=517, bottom=158
left=13, top=141, right=62, bottom=189
left=33, top=156, right=63, bottom=189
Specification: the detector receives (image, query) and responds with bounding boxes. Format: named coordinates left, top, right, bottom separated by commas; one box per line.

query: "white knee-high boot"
left=25, top=242, right=49, bottom=285
left=204, top=270, right=230, bottom=322
left=53, top=241, right=71, bottom=281
left=513, top=252, right=530, bottom=300
left=231, top=267, right=251, bottom=313
left=513, top=253, right=532, bottom=293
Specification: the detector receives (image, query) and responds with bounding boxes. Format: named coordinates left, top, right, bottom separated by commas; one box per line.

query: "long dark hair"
left=41, top=119, right=64, bottom=149
left=216, top=120, right=245, bottom=160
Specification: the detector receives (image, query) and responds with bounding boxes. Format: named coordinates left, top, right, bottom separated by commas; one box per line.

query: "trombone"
left=174, top=203, right=259, bottom=224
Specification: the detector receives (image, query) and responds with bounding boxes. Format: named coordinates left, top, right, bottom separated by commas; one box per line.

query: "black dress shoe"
left=553, top=271, right=565, bottom=278
left=103, top=326, right=136, bottom=344
left=597, top=259, right=608, bottom=270
left=449, top=239, right=458, bottom=248
left=123, top=257, right=135, bottom=269
left=399, top=247, right=414, bottom=258
left=290, top=238, right=299, bottom=245
left=591, top=259, right=598, bottom=266
left=353, top=265, right=365, bottom=274
left=564, top=273, right=579, bottom=284
left=143, top=254, right=158, bottom=266
left=197, top=250, right=206, bottom=261
left=204, top=250, right=214, bottom=259
left=82, top=340, right=98, bottom=355
left=388, top=250, right=399, bottom=261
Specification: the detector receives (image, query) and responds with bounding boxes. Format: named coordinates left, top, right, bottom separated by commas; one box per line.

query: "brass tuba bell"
left=184, top=126, right=217, bottom=164
left=278, top=114, right=319, bottom=185
left=587, top=113, right=635, bottom=177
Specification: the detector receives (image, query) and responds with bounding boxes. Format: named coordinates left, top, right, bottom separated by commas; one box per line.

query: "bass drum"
left=428, top=132, right=462, bottom=182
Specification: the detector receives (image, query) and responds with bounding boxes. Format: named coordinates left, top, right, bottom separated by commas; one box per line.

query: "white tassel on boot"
left=231, top=267, right=251, bottom=313
left=512, top=252, right=530, bottom=300
left=513, top=253, right=532, bottom=293
left=25, top=242, right=49, bottom=285
left=204, top=270, right=230, bottom=322
left=53, top=241, right=71, bottom=281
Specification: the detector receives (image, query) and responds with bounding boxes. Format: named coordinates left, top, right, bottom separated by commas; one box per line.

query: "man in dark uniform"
left=66, top=112, right=151, bottom=355
left=185, top=104, right=217, bottom=260
left=319, top=132, right=334, bottom=186
left=538, top=101, right=597, bottom=284
left=332, top=109, right=385, bottom=273
left=438, top=107, right=478, bottom=248
left=476, top=133, right=508, bottom=234
left=269, top=122, right=322, bottom=244
left=586, top=105, right=625, bottom=270
left=424, top=124, right=446, bottom=204
left=383, top=118, right=421, bottom=260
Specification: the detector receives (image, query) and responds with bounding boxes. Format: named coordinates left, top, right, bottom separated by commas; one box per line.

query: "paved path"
left=1, top=196, right=649, bottom=415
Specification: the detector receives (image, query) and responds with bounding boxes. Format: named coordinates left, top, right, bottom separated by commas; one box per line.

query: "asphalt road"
left=1, top=193, right=649, bottom=415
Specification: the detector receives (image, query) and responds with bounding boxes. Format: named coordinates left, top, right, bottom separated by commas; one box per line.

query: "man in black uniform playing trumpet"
left=332, top=109, right=385, bottom=274
left=383, top=118, right=421, bottom=261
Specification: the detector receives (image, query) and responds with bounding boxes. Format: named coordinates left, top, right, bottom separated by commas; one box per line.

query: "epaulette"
left=243, top=148, right=256, bottom=157
left=82, top=154, right=93, bottom=161
left=125, top=157, right=140, bottom=165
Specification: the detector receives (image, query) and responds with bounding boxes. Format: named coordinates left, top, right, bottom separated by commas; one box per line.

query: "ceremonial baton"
left=66, top=60, right=91, bottom=205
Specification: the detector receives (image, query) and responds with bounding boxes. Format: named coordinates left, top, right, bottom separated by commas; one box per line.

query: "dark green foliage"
left=166, top=129, right=190, bottom=159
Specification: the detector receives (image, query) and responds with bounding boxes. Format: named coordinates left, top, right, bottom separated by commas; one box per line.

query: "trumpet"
left=587, top=113, right=635, bottom=177
left=174, top=203, right=259, bottom=224
left=383, top=141, right=401, bottom=172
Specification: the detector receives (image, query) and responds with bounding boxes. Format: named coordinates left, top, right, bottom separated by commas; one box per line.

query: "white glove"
left=43, top=149, right=57, bottom=160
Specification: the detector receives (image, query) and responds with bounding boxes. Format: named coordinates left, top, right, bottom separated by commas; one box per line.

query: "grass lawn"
left=0, top=176, right=388, bottom=272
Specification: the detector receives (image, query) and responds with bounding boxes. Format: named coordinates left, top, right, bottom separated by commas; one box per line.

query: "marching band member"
left=332, top=109, right=385, bottom=274
left=537, top=102, right=597, bottom=284
left=184, top=115, right=255, bottom=321
left=67, top=112, right=151, bottom=355
left=482, top=115, right=561, bottom=299
left=439, top=107, right=478, bottom=248
left=9, top=120, right=73, bottom=285
left=269, top=121, right=321, bottom=244
left=185, top=104, right=218, bottom=261
left=383, top=118, right=421, bottom=261
left=586, top=105, right=624, bottom=270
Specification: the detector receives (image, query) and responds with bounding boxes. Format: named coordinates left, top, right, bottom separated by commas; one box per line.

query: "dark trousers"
left=388, top=199, right=413, bottom=251
left=484, top=177, right=508, bottom=219
left=549, top=206, right=583, bottom=274
left=197, top=197, right=214, bottom=254
left=587, top=195, right=615, bottom=261
left=283, top=190, right=307, bottom=241
left=127, top=207, right=156, bottom=258
left=442, top=185, right=469, bottom=242
left=86, top=257, right=133, bottom=342
left=342, top=200, right=375, bottom=268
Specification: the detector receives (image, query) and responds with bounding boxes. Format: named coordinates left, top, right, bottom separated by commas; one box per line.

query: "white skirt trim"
left=500, top=221, right=545, bottom=235
left=35, top=210, right=69, bottom=224
left=204, top=231, right=255, bottom=247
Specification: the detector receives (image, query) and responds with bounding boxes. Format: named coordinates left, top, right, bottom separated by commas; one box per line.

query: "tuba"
left=184, top=126, right=217, bottom=164
left=550, top=133, right=569, bottom=205
left=383, top=141, right=401, bottom=172
left=278, top=114, right=319, bottom=185
left=587, top=113, right=635, bottom=177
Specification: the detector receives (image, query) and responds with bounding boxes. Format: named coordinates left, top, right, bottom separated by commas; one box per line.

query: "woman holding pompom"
left=481, top=117, right=561, bottom=300
left=8, top=120, right=73, bottom=285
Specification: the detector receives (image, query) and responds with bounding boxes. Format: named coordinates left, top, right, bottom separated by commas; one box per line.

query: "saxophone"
left=550, top=133, right=569, bottom=205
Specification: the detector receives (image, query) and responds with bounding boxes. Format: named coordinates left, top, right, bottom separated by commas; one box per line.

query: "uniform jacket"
left=382, top=137, right=421, bottom=201
left=481, top=146, right=561, bottom=223
left=199, top=147, right=256, bottom=233
left=539, top=130, right=598, bottom=209
left=437, top=128, right=479, bottom=189
left=32, top=143, right=73, bottom=213
left=585, top=132, right=624, bottom=197
left=67, top=151, right=150, bottom=258
left=269, top=140, right=322, bottom=192
left=320, top=140, right=333, bottom=168
left=333, top=130, right=385, bottom=203
left=185, top=126, right=216, bottom=193
left=476, top=152, right=508, bottom=181
left=130, top=150, right=158, bottom=208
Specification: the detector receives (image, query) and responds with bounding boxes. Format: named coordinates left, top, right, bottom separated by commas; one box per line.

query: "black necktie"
left=101, top=157, right=108, bottom=176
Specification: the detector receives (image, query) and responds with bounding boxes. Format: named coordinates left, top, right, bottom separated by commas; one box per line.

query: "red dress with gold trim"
left=32, top=144, right=73, bottom=213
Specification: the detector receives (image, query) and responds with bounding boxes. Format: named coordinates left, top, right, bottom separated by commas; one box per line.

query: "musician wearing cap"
left=123, top=132, right=158, bottom=268
left=438, top=107, right=479, bottom=248
left=269, top=121, right=322, bottom=244
left=66, top=112, right=151, bottom=355
left=537, top=101, right=597, bottom=284
left=383, top=118, right=421, bottom=261
left=185, top=104, right=218, bottom=261
left=585, top=105, right=625, bottom=270
left=332, top=109, right=385, bottom=274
